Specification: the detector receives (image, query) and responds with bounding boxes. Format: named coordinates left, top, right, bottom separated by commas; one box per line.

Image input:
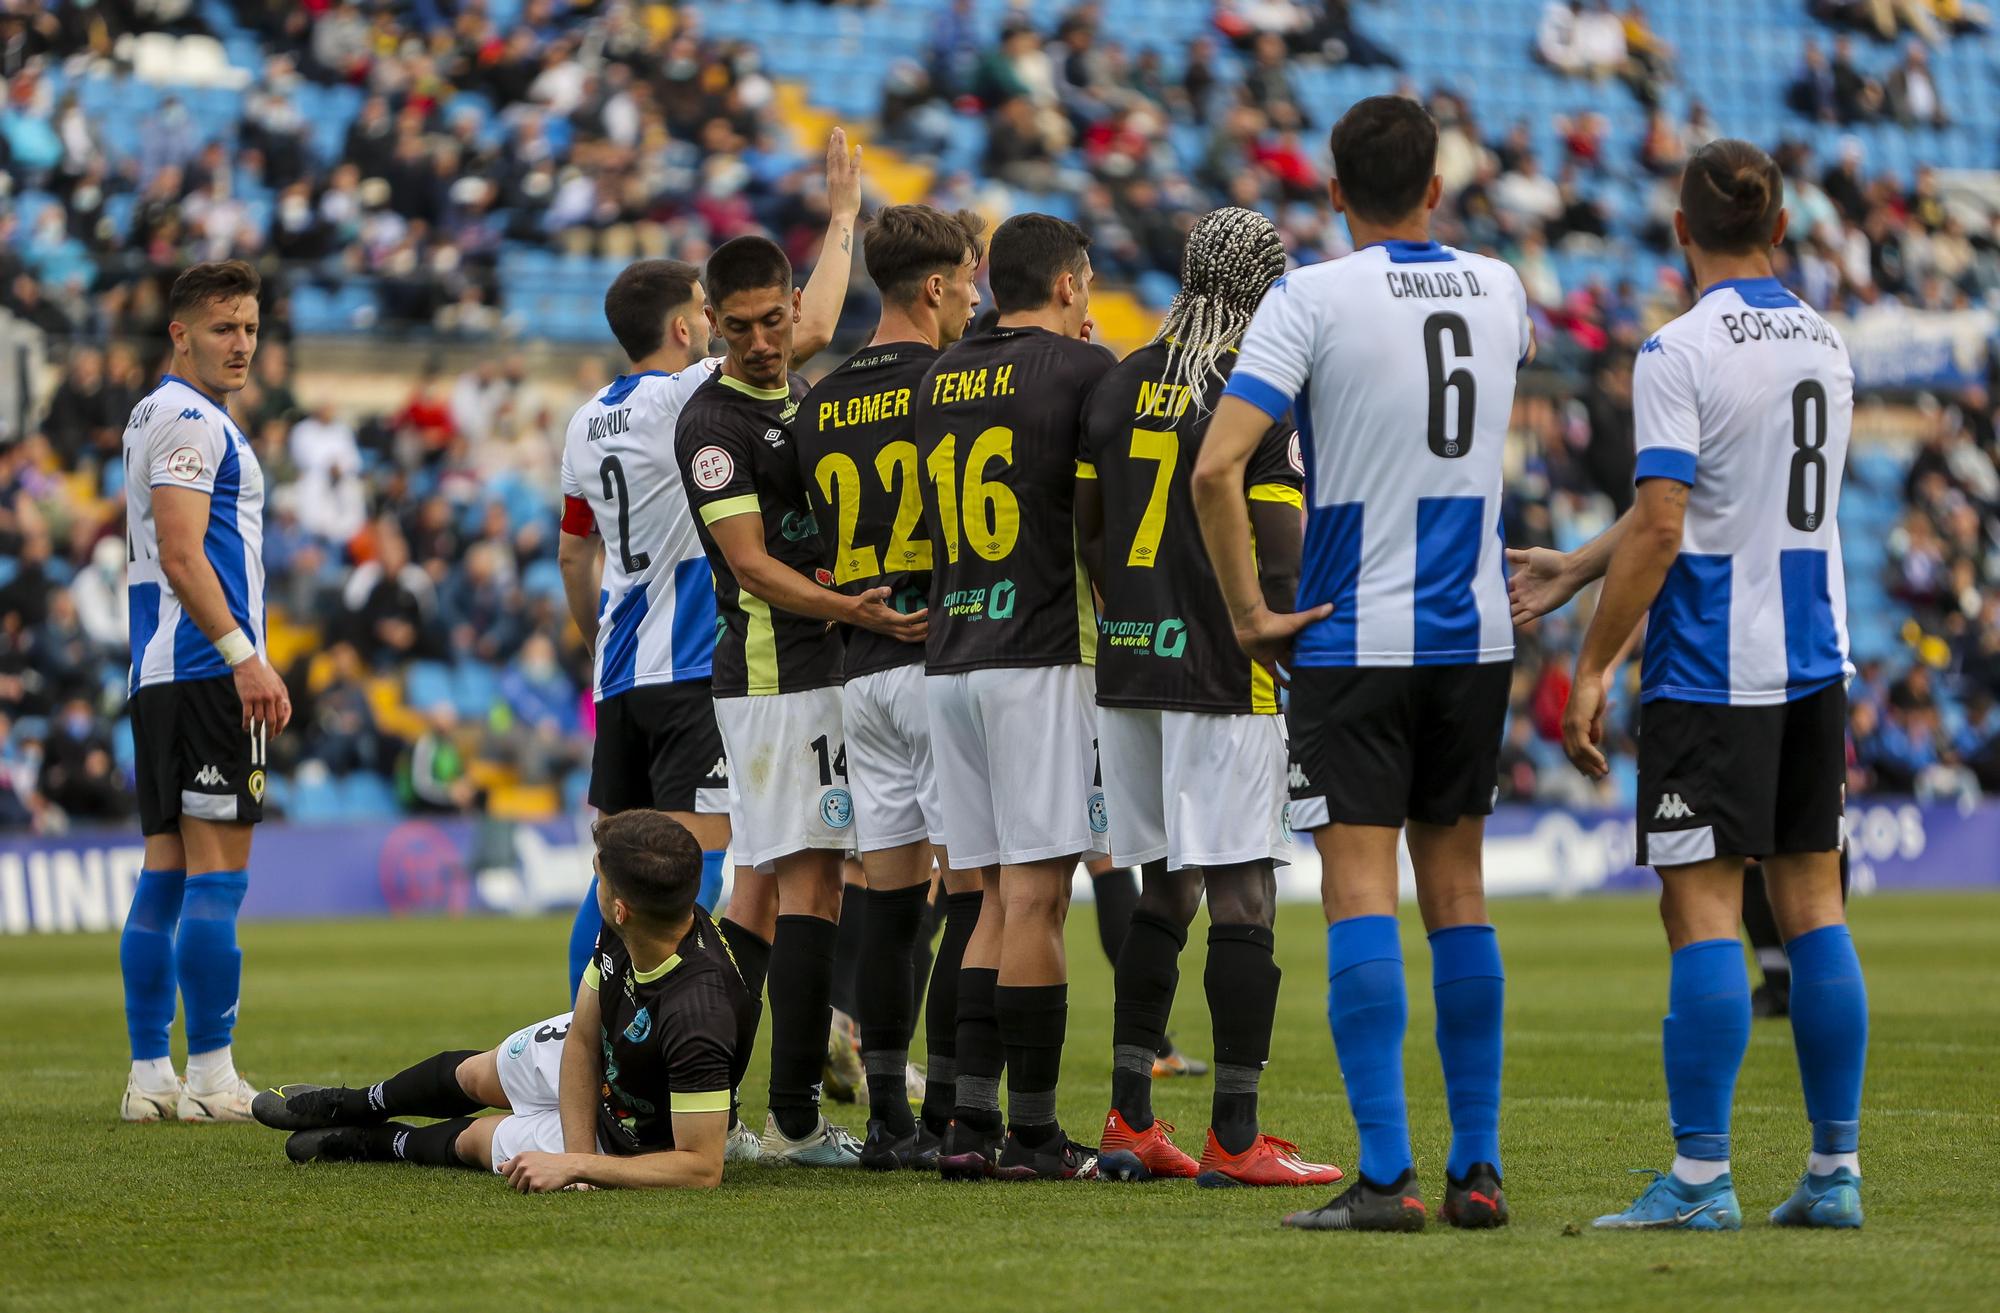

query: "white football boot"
left=757, top=1112, right=863, bottom=1166
left=120, top=1073, right=183, bottom=1122
left=178, top=1071, right=259, bottom=1122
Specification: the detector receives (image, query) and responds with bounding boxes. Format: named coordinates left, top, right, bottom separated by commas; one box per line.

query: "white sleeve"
left=1512, top=267, right=1536, bottom=365
left=1225, top=272, right=1318, bottom=421
left=145, top=410, right=229, bottom=495
left=559, top=431, right=583, bottom=498
left=1631, top=332, right=1701, bottom=486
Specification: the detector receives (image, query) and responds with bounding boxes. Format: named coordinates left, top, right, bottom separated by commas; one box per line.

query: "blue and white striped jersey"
left=1631, top=277, right=1853, bottom=706
left=1223, top=240, right=1531, bottom=667
left=123, top=375, right=267, bottom=692
left=559, top=360, right=721, bottom=700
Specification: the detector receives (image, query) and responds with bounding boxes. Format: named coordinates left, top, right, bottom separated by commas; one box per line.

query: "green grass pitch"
left=3, top=892, right=1996, bottom=1311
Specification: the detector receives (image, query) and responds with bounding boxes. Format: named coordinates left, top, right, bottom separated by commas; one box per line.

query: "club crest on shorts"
left=247, top=769, right=266, bottom=803
left=1088, top=791, right=1108, bottom=834
left=507, top=1030, right=530, bottom=1057
left=624, top=1010, right=652, bottom=1043
left=821, top=787, right=853, bottom=829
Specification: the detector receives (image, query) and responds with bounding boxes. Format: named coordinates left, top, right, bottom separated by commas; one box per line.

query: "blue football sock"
left=568, top=879, right=603, bottom=1001
left=120, top=868, right=186, bottom=1062
left=1431, top=923, right=1505, bottom=1180
left=1327, top=914, right=1412, bottom=1185
left=1785, top=923, right=1867, bottom=1155
left=1663, top=938, right=1751, bottom=1164
left=697, top=850, right=726, bottom=915
left=176, top=870, right=248, bottom=1056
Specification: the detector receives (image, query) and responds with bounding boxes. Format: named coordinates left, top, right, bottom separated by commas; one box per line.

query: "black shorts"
left=1286, top=662, right=1512, bottom=829
left=589, top=680, right=730, bottom=815
left=1637, top=682, right=1846, bottom=867
left=130, top=675, right=267, bottom=837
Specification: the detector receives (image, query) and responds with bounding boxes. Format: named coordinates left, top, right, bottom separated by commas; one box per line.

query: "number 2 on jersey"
left=924, top=426, right=1020, bottom=563
left=599, top=455, right=651, bottom=573
left=1126, top=427, right=1177, bottom=567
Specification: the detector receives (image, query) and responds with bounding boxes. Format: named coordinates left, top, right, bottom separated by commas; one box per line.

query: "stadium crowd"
left=2, top=0, right=1998, bottom=832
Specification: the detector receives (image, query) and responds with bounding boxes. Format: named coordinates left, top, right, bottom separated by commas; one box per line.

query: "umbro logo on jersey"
left=761, top=428, right=787, bottom=448
left=193, top=765, right=227, bottom=787
left=1654, top=793, right=1695, bottom=820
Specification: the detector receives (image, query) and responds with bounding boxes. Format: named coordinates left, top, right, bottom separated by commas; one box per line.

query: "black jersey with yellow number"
left=1079, top=344, right=1304, bottom=714
left=584, top=907, right=759, bottom=1156
left=675, top=371, right=843, bottom=698
left=798, top=342, right=940, bottom=682
left=913, top=325, right=1113, bottom=674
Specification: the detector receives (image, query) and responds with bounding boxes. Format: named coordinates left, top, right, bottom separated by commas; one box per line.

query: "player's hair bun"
left=1681, top=139, right=1784, bottom=255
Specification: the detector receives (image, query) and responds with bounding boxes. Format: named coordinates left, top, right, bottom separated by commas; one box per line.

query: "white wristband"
left=216, top=628, right=256, bottom=667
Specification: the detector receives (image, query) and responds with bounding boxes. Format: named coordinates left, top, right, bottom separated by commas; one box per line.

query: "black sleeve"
left=676, top=400, right=761, bottom=526
left=659, top=978, right=737, bottom=1117
left=1243, top=417, right=1304, bottom=496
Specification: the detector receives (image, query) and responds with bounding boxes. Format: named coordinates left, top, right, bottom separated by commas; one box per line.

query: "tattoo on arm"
left=1663, top=482, right=1688, bottom=507
left=841, top=233, right=850, bottom=253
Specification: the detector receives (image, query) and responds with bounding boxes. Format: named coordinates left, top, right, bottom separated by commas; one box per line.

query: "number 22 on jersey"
left=814, top=441, right=932, bottom=584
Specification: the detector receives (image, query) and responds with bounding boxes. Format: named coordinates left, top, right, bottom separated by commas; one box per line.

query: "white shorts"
left=926, top=664, right=1106, bottom=869
left=488, top=1011, right=603, bottom=1170
left=1098, top=706, right=1292, bottom=871
left=714, top=687, right=854, bottom=873
left=843, top=664, right=946, bottom=852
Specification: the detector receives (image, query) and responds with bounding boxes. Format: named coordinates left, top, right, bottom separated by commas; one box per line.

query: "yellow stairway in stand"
left=770, top=82, right=1160, bottom=356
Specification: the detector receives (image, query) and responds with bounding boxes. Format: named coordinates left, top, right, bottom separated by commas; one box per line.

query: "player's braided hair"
left=1150, top=207, right=1287, bottom=414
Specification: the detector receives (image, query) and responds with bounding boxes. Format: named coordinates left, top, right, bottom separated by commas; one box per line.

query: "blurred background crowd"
left=2, top=0, right=1998, bottom=832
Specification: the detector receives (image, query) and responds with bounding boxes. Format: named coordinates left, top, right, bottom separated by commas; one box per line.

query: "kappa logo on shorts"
left=1288, top=761, right=1311, bottom=790
left=1088, top=791, right=1108, bottom=835
left=821, top=787, right=854, bottom=829
left=706, top=756, right=729, bottom=782
left=1654, top=793, right=1696, bottom=821
left=193, top=764, right=227, bottom=788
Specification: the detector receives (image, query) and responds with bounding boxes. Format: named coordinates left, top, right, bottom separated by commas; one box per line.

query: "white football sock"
left=185, top=1046, right=235, bottom=1088
left=1809, top=1151, right=1860, bottom=1177
left=1671, top=1154, right=1731, bottom=1185
left=131, top=1057, right=177, bottom=1087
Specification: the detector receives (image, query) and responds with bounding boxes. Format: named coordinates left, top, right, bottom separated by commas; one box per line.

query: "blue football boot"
left=1593, top=1168, right=1742, bottom=1231
left=1770, top=1167, right=1863, bottom=1229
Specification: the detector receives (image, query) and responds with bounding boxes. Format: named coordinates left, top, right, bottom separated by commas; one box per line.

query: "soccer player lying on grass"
left=252, top=810, right=759, bottom=1191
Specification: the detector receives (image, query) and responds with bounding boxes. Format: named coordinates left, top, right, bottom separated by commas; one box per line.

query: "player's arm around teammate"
left=119, top=261, right=288, bottom=1125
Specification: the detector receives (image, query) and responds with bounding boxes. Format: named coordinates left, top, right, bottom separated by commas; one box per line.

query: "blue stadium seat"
left=405, top=660, right=453, bottom=714
left=334, top=772, right=402, bottom=822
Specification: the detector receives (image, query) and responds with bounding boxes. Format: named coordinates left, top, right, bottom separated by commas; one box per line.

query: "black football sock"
left=767, top=914, right=838, bottom=1140
left=343, top=1049, right=483, bottom=1122
left=859, top=883, right=927, bottom=1135
left=340, top=1116, right=478, bottom=1168
left=829, top=882, right=866, bottom=1018
left=720, top=918, right=773, bottom=1000
left=952, top=966, right=1003, bottom=1134
left=998, top=983, right=1068, bottom=1145
left=717, top=919, right=772, bottom=1132
left=922, top=891, right=982, bottom=1133
left=909, top=887, right=943, bottom=1022
left=1111, top=908, right=1186, bottom=1131
left=1092, top=867, right=1139, bottom=967
left=1207, top=923, right=1280, bottom=1154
